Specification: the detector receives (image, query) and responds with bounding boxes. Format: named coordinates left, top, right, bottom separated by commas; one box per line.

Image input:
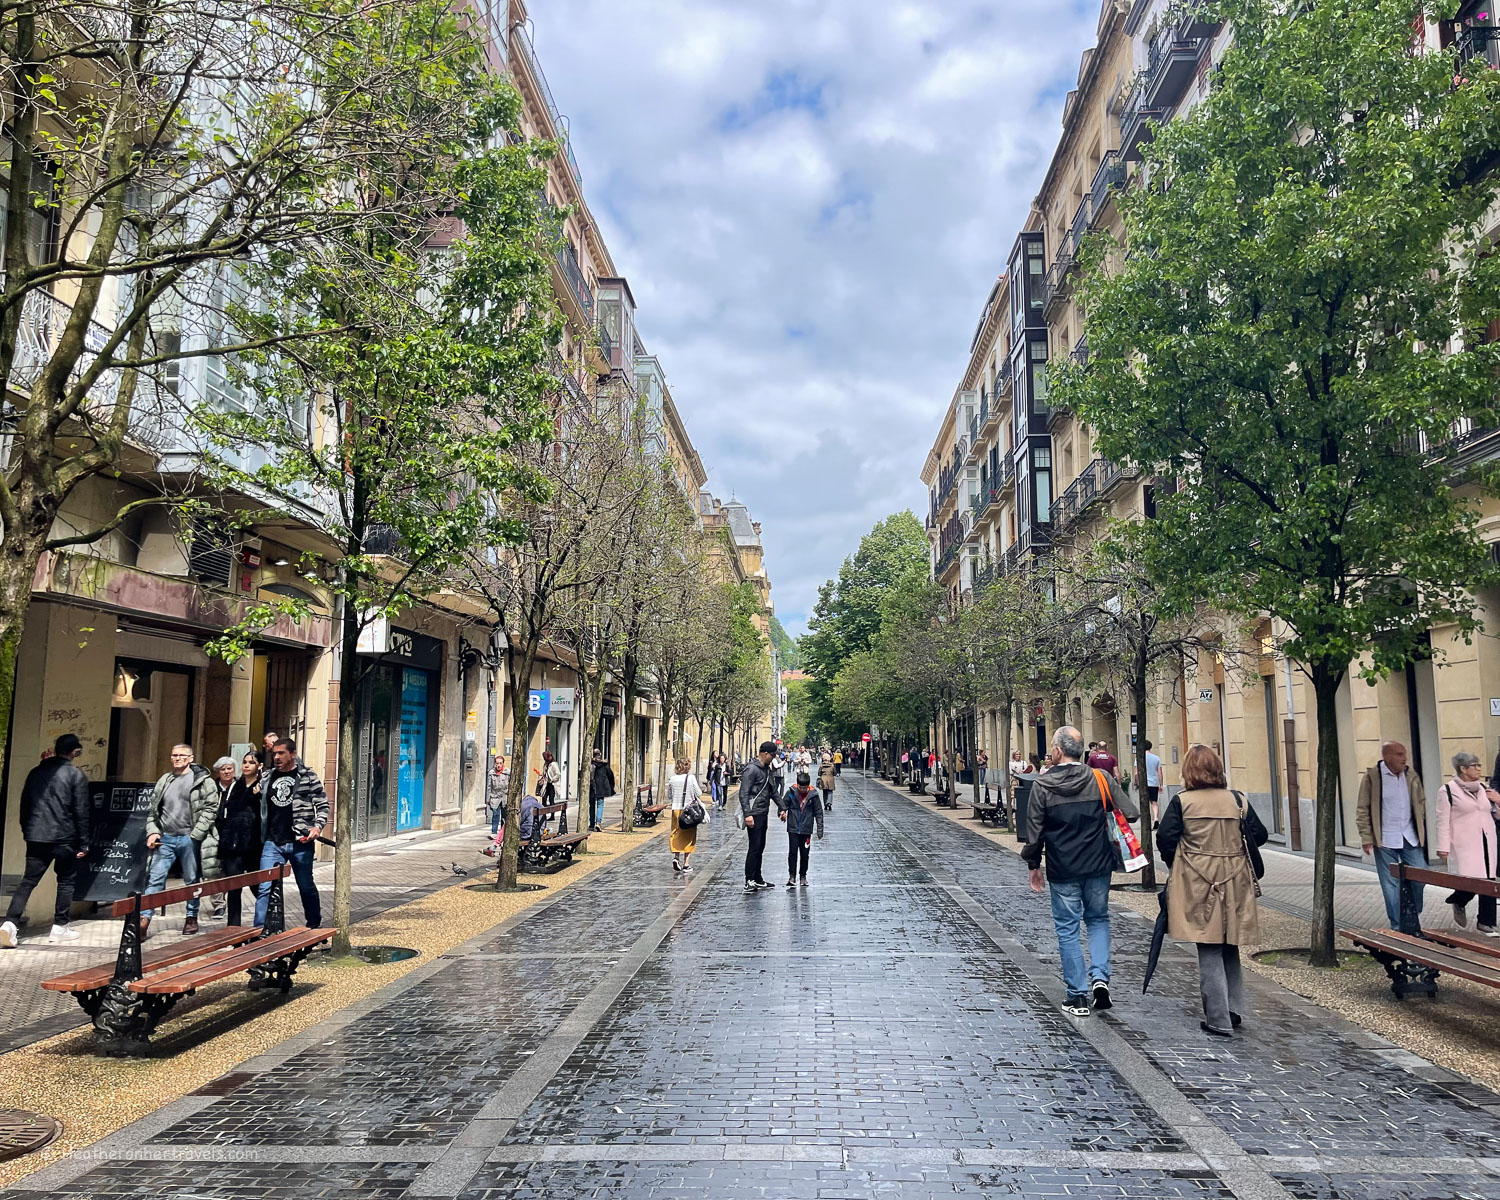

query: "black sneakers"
left=1091, top=980, right=1112, bottom=1011
left=1063, top=994, right=1091, bottom=1017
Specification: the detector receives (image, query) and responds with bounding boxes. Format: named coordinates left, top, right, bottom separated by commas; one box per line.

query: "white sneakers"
left=0, top=920, right=16, bottom=948
left=48, top=924, right=80, bottom=943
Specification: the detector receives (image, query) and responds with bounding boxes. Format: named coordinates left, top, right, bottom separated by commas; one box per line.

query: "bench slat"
left=41, top=926, right=265, bottom=993
left=1342, top=928, right=1500, bottom=987
left=541, top=833, right=588, bottom=847
left=1411, top=928, right=1500, bottom=961
left=128, top=927, right=335, bottom=994
left=110, top=865, right=289, bottom=917
left=1385, top=864, right=1500, bottom=900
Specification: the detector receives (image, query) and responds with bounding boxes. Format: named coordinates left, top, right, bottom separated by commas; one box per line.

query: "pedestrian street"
left=11, top=776, right=1500, bottom=1200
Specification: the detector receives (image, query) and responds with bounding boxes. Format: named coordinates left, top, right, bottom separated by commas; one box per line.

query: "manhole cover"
left=352, top=946, right=419, bottom=965
left=0, top=1109, right=62, bottom=1162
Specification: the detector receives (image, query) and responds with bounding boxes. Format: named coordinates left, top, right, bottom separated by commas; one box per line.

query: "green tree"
left=769, top=615, right=801, bottom=671
left=801, top=511, right=929, bottom=738
left=0, top=0, right=478, bottom=781
left=1057, top=0, right=1500, bottom=964
left=205, top=15, right=558, bottom=946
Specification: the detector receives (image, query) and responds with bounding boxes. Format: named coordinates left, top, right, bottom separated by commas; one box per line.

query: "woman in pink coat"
left=1436, top=751, right=1500, bottom=935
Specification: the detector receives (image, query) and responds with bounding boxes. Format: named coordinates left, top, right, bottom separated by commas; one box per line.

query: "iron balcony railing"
left=1458, top=26, right=1500, bottom=71
left=1068, top=197, right=1091, bottom=270
left=1089, top=151, right=1126, bottom=225
left=513, top=24, right=583, bottom=189
left=1070, top=338, right=1089, bottom=368
left=555, top=244, right=594, bottom=323
left=7, top=285, right=177, bottom=452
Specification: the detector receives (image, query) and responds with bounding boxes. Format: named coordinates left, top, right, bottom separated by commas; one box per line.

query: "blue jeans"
left=1373, top=842, right=1427, bottom=932
left=491, top=803, right=504, bottom=837
left=144, top=833, right=200, bottom=919
left=590, top=796, right=605, bottom=827
left=1048, top=871, right=1113, bottom=998
left=254, top=840, right=320, bottom=928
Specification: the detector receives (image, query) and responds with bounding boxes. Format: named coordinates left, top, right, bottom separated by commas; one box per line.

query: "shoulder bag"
left=677, top=776, right=706, bottom=829
left=1094, top=769, right=1148, bottom=873
left=1232, top=790, right=1266, bottom=894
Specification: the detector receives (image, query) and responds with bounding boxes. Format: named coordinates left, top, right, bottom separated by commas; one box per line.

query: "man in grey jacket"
left=0, top=733, right=91, bottom=947
left=739, top=741, right=780, bottom=892
left=142, top=744, right=218, bottom=937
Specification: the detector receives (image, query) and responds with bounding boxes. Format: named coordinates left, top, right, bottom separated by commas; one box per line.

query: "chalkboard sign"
left=74, top=782, right=154, bottom=903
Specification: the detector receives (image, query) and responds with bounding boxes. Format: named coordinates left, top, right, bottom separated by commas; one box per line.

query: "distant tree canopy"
left=800, top=511, right=929, bottom=740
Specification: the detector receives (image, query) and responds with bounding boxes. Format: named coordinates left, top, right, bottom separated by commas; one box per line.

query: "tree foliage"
left=801, top=511, right=929, bottom=739
left=1054, top=0, right=1500, bottom=962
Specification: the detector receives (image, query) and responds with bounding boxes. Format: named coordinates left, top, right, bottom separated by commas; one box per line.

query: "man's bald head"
left=1381, top=741, right=1408, bottom=774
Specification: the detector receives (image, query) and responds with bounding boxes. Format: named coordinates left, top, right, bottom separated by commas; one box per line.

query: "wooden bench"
left=41, top=865, right=334, bottom=1054
left=1342, top=863, right=1500, bottom=999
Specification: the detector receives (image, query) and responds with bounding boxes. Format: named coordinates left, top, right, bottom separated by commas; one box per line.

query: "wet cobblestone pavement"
left=11, top=777, right=1500, bottom=1199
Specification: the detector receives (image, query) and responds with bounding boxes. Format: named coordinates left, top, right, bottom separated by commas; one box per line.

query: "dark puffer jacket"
left=19, top=756, right=91, bottom=847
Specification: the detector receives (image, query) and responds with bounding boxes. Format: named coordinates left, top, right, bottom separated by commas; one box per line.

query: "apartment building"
left=1, top=1, right=772, bottom=920
left=922, top=0, right=1500, bottom=860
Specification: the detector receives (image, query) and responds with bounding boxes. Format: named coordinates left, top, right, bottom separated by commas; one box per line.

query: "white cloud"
left=529, top=0, right=1098, bottom=633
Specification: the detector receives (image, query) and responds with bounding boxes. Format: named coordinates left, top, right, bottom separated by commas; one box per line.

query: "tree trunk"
left=331, top=588, right=361, bottom=956
left=572, top=672, right=591, bottom=836
left=694, top=710, right=706, bottom=778
left=0, top=532, right=43, bottom=809
left=1310, top=662, right=1342, bottom=967
left=1132, top=672, right=1157, bottom=890
left=998, top=696, right=1013, bottom=811
left=620, top=657, right=639, bottom=831
left=497, top=637, right=540, bottom=890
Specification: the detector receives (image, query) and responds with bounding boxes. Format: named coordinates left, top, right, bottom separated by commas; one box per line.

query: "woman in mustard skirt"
left=668, top=756, right=703, bottom=874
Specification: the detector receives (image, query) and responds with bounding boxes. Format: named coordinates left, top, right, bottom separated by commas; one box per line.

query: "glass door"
left=397, top=668, right=429, bottom=832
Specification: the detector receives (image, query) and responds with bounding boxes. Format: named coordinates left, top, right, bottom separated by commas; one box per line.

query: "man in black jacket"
left=1023, top=726, right=1138, bottom=1017
left=738, top=741, right=779, bottom=892
left=588, top=751, right=615, bottom=833
left=1, top=734, right=91, bottom=947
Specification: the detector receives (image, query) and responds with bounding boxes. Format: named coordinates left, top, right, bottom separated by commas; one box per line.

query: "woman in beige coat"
left=1156, top=744, right=1268, bottom=1037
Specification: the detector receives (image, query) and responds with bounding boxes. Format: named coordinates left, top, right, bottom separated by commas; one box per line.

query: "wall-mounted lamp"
left=270, top=557, right=290, bottom=568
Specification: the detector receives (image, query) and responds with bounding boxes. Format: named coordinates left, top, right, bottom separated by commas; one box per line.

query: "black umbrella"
left=1141, top=886, right=1170, bottom=994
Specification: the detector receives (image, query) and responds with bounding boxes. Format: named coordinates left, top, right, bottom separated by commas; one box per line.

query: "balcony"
left=1089, top=152, right=1126, bottom=225
left=553, top=244, right=594, bottom=325
left=1174, top=0, right=1223, bottom=42
left=512, top=25, right=583, bottom=191
left=1042, top=252, right=1072, bottom=318
left=973, top=562, right=997, bottom=591
left=8, top=286, right=178, bottom=453
left=1070, top=338, right=1089, bottom=368
left=1120, top=78, right=1167, bottom=162
left=994, top=454, right=1016, bottom=493
left=1050, top=457, right=1102, bottom=529
left=1142, top=36, right=1202, bottom=113
left=1067, top=198, right=1091, bottom=271
left=1458, top=26, right=1500, bottom=71
left=936, top=540, right=961, bottom=578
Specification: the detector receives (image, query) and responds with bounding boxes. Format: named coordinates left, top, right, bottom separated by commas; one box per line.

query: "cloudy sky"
left=532, top=0, right=1100, bottom=634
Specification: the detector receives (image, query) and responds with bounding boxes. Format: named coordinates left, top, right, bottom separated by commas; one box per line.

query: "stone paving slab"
left=11, top=776, right=1500, bottom=1200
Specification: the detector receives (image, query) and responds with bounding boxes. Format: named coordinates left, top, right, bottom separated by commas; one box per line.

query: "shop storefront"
left=354, top=627, right=442, bottom=842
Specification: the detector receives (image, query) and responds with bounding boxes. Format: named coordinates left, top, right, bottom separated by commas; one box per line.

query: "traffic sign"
left=861, top=733, right=871, bottom=743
